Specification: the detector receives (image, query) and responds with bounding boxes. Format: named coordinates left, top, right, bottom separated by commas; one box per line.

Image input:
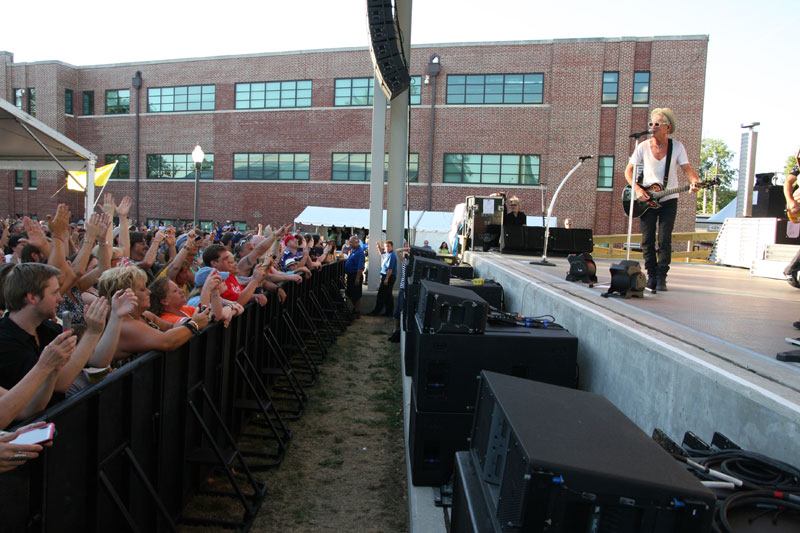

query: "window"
left=65, top=89, right=74, bottom=114
left=27, top=88, right=35, bottom=116
left=105, top=89, right=130, bottom=114
left=446, top=74, right=543, bottom=104
left=235, top=80, right=312, bottom=109
left=633, top=72, right=650, bottom=104
left=14, top=89, right=23, bottom=109
left=410, top=76, right=421, bottom=105
left=443, top=154, right=540, bottom=185
left=602, top=72, right=618, bottom=104
left=14, top=171, right=23, bottom=188
left=148, top=85, right=215, bottom=112
left=233, top=222, right=247, bottom=231
left=334, top=78, right=373, bottom=106
left=331, top=153, right=419, bottom=181
left=146, top=154, right=214, bottom=179
left=597, top=156, right=614, bottom=188
left=82, top=91, right=95, bottom=115
left=233, top=153, right=310, bottom=180
left=105, top=154, right=130, bottom=179
left=28, top=171, right=37, bottom=189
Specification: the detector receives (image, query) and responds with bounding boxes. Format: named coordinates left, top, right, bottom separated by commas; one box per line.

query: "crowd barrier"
left=0, top=261, right=348, bottom=532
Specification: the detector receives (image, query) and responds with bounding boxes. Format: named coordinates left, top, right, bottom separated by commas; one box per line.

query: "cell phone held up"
left=60, top=311, right=71, bottom=332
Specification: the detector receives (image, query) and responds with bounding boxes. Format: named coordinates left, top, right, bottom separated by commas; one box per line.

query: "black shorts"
left=346, top=272, right=362, bottom=301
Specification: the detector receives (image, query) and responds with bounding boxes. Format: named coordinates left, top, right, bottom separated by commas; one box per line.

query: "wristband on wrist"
left=182, top=320, right=200, bottom=336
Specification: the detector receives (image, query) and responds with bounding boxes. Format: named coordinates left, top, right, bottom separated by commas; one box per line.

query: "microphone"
left=629, top=130, right=651, bottom=138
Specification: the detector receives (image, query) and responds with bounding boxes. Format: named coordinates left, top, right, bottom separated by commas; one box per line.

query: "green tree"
left=785, top=151, right=799, bottom=178
left=697, top=138, right=737, bottom=213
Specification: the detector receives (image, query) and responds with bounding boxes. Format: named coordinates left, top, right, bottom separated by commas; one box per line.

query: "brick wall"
left=1, top=37, right=708, bottom=234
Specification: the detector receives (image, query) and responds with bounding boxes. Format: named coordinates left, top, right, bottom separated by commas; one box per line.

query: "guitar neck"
left=650, top=183, right=693, bottom=200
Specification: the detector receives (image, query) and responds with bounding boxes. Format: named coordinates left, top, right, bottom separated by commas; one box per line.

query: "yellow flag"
left=66, top=161, right=118, bottom=191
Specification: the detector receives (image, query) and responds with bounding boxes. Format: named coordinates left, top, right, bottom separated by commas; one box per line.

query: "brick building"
left=0, top=35, right=707, bottom=233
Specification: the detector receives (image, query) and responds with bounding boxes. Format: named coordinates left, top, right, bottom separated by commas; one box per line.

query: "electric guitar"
left=621, top=178, right=719, bottom=218
left=786, top=147, right=800, bottom=223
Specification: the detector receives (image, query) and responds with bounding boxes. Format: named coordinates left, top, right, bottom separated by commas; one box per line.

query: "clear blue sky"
left=3, top=0, right=797, bottom=176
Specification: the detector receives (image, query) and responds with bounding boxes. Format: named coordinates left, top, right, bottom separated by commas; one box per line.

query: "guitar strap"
left=663, top=139, right=673, bottom=186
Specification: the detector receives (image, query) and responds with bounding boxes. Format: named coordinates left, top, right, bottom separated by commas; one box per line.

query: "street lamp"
left=191, top=144, right=204, bottom=228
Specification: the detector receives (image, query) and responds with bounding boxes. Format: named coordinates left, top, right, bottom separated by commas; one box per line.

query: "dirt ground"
left=246, top=313, right=407, bottom=532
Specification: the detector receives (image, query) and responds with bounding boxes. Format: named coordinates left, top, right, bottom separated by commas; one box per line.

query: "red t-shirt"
left=220, top=275, right=245, bottom=301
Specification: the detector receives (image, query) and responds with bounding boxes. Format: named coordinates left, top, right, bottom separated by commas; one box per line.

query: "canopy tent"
left=0, top=97, right=97, bottom=218
left=294, top=206, right=453, bottom=246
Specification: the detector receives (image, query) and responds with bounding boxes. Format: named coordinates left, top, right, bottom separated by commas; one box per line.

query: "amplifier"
left=408, top=390, right=474, bottom=486
left=415, top=280, right=488, bottom=334
left=408, top=256, right=451, bottom=286
left=449, top=278, right=504, bottom=310
left=450, top=262, right=474, bottom=280
left=470, top=372, right=715, bottom=532
left=451, top=451, right=494, bottom=533
left=413, top=317, right=577, bottom=412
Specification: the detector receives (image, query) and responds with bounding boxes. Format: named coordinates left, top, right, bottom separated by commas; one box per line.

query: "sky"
left=3, top=0, right=797, bottom=177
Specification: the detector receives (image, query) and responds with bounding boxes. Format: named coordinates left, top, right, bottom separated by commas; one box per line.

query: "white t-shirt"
left=629, top=139, right=689, bottom=202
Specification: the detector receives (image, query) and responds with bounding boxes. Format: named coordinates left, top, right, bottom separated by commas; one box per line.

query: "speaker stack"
left=451, top=371, right=715, bottom=532
left=407, top=283, right=578, bottom=487
left=366, top=0, right=410, bottom=100
left=465, top=196, right=504, bottom=252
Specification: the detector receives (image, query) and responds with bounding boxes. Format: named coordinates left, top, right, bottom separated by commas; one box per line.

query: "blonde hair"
left=97, top=265, right=147, bottom=301
left=651, top=108, right=676, bottom=134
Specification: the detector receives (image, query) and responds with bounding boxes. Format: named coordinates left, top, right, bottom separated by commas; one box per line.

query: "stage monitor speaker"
left=408, top=391, right=474, bottom=486
left=409, top=244, right=437, bottom=261
left=566, top=252, right=597, bottom=284
left=450, top=262, right=475, bottom=280
left=449, top=278, right=504, bottom=310
left=366, top=0, right=410, bottom=100
left=413, top=317, right=577, bottom=412
left=409, top=256, right=451, bottom=286
left=466, top=196, right=504, bottom=251
left=605, top=260, right=646, bottom=298
left=753, top=184, right=786, bottom=218
left=451, top=451, right=494, bottom=533
left=503, top=226, right=593, bottom=254
left=470, top=371, right=715, bottom=533
left=416, top=280, right=488, bottom=334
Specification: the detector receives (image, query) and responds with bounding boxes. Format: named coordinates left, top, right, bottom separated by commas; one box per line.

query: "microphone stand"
left=625, top=130, right=652, bottom=261
left=530, top=155, right=593, bottom=266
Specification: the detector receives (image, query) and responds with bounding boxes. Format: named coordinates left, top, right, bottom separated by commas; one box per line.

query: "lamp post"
left=191, top=145, right=204, bottom=228
left=425, top=54, right=440, bottom=211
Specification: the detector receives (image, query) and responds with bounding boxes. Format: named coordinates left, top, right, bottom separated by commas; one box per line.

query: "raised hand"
left=116, top=196, right=132, bottom=218
left=102, top=193, right=116, bottom=218
left=84, top=296, right=110, bottom=335
left=47, top=204, right=71, bottom=238
left=37, top=330, right=76, bottom=372
left=111, top=288, right=138, bottom=317
left=22, top=216, right=48, bottom=249
left=164, top=227, right=176, bottom=247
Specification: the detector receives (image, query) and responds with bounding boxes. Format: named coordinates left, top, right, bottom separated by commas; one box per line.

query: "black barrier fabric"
left=2, top=261, right=346, bottom=531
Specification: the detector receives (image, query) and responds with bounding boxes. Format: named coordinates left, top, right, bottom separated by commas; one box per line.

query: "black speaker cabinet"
left=413, top=317, right=577, bottom=412
left=450, top=278, right=504, bottom=310
left=408, top=391, right=474, bottom=486
left=753, top=184, right=786, bottom=218
left=450, top=262, right=474, bottom=280
left=451, top=451, right=494, bottom=533
left=415, top=280, right=489, bottom=334
left=466, top=196, right=504, bottom=251
left=409, top=256, right=451, bottom=286
left=403, top=307, right=417, bottom=377
left=503, top=226, right=593, bottom=255
left=470, top=371, right=715, bottom=533
left=366, top=0, right=410, bottom=100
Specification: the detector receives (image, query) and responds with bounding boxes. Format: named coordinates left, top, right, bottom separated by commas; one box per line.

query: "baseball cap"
left=194, top=266, right=230, bottom=287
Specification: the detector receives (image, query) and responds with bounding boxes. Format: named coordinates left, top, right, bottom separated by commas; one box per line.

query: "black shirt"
left=0, top=316, right=61, bottom=391
left=504, top=210, right=527, bottom=226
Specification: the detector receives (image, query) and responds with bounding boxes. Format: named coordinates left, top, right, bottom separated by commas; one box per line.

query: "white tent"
left=0, top=97, right=97, bottom=218
left=294, top=206, right=453, bottom=247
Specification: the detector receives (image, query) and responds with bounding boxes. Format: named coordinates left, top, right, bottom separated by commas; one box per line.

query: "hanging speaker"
left=604, top=260, right=646, bottom=298
left=565, top=252, right=597, bottom=285
left=366, top=0, right=411, bottom=100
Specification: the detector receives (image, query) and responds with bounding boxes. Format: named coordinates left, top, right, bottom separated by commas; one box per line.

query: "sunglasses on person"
left=509, top=203, right=518, bottom=207
left=648, top=121, right=669, bottom=128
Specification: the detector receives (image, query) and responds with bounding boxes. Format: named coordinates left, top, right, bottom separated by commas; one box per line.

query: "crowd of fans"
left=0, top=195, right=368, bottom=471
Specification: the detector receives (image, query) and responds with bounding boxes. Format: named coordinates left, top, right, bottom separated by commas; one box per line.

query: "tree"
left=785, top=151, right=799, bottom=178
left=697, top=138, right=737, bottom=213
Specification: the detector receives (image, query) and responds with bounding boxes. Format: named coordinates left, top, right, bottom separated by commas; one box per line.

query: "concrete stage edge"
left=463, top=251, right=800, bottom=467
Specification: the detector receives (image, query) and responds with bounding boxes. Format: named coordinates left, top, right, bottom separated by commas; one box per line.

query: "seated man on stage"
left=492, top=192, right=526, bottom=226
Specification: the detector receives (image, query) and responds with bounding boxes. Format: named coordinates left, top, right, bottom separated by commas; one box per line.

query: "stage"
left=463, top=251, right=800, bottom=464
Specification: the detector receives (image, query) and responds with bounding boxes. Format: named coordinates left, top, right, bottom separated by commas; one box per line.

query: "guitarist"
left=782, top=159, right=800, bottom=291
left=624, top=108, right=700, bottom=291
